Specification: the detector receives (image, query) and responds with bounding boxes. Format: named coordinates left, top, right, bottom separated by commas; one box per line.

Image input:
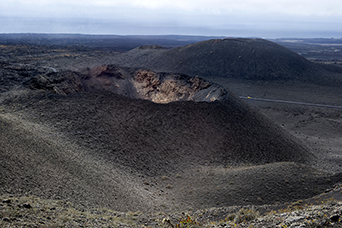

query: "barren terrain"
left=0, top=35, right=342, bottom=227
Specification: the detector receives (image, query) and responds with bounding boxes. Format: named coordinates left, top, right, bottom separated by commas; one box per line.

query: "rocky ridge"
left=23, top=64, right=228, bottom=103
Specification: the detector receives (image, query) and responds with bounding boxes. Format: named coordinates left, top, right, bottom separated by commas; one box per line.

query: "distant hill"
left=111, top=38, right=342, bottom=86
left=0, top=33, right=224, bottom=52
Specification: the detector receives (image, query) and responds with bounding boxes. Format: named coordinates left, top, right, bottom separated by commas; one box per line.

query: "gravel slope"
left=0, top=87, right=338, bottom=213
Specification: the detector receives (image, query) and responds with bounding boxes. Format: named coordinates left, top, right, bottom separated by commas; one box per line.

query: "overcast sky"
left=1, top=0, right=342, bottom=37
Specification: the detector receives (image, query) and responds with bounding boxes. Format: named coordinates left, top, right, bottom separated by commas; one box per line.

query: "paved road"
left=239, top=96, right=342, bottom=109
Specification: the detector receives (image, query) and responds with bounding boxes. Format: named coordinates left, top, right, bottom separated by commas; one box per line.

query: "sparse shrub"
left=162, top=217, right=174, bottom=228
left=288, top=200, right=304, bottom=210
left=175, top=215, right=201, bottom=228
left=226, top=213, right=236, bottom=221
left=233, top=208, right=260, bottom=224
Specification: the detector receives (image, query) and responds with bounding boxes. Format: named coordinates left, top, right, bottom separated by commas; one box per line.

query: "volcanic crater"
left=0, top=37, right=341, bottom=220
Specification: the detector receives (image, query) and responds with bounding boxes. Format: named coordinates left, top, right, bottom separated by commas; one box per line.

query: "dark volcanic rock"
left=24, top=71, right=84, bottom=95
left=38, top=64, right=228, bottom=103
left=0, top=64, right=52, bottom=93
left=22, top=203, right=32, bottom=209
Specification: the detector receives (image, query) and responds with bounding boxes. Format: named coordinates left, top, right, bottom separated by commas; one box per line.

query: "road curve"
left=239, top=96, right=342, bottom=109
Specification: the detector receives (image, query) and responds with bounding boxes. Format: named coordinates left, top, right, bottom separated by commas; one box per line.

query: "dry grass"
left=0, top=195, right=138, bottom=227
left=1, top=194, right=341, bottom=227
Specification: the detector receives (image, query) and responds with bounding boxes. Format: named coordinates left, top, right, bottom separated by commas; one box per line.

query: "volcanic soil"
left=0, top=38, right=342, bottom=218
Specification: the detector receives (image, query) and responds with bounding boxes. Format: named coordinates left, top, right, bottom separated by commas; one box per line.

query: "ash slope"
left=0, top=66, right=337, bottom=213
left=112, top=38, right=342, bottom=86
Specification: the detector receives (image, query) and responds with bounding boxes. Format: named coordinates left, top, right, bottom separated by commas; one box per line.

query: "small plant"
left=175, top=215, right=201, bottom=227
left=226, top=213, right=236, bottom=221
left=233, top=208, right=260, bottom=224
left=288, top=200, right=304, bottom=211
left=162, top=217, right=174, bottom=228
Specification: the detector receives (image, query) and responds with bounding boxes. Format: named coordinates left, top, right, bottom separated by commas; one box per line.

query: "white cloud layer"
left=1, top=0, right=342, bottom=37
left=3, top=0, right=342, bottom=16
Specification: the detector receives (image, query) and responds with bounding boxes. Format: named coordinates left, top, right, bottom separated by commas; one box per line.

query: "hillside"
left=1, top=64, right=336, bottom=213
left=111, top=38, right=342, bottom=86
left=1, top=40, right=342, bottom=228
